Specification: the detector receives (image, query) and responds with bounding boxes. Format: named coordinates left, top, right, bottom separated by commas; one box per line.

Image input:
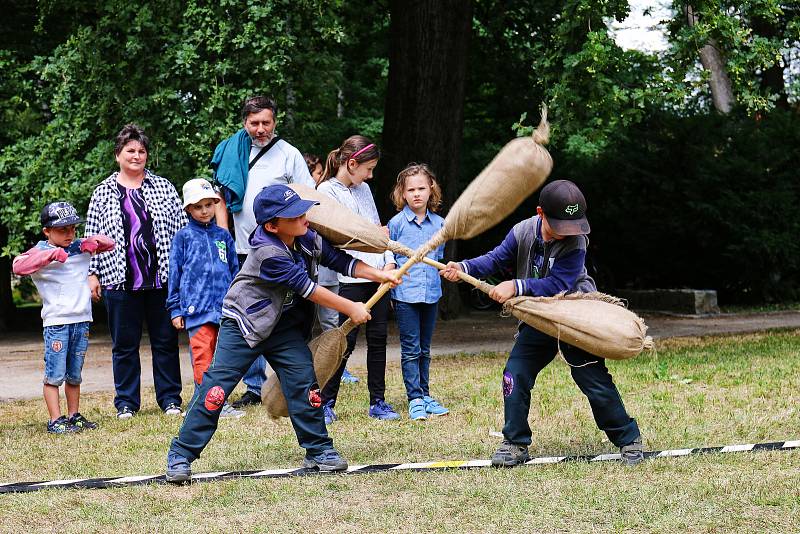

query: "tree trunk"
left=0, top=225, right=15, bottom=331
left=380, top=0, right=473, bottom=318
left=686, top=5, right=735, bottom=114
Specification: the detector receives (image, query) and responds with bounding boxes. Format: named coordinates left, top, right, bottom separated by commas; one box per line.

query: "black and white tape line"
left=1, top=440, right=797, bottom=494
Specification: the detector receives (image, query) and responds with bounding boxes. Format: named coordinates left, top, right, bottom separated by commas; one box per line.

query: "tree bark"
left=686, top=5, right=735, bottom=114
left=380, top=0, right=473, bottom=318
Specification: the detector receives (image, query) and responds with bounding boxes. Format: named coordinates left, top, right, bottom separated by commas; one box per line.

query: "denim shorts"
left=43, top=322, right=90, bottom=386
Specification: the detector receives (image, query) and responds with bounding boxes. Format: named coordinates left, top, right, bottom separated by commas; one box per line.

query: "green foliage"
left=0, top=0, right=388, bottom=255
left=666, top=0, right=800, bottom=112
left=559, top=109, right=800, bottom=303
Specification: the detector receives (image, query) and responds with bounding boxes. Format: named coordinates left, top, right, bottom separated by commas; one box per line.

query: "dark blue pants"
left=170, top=319, right=332, bottom=461
left=503, top=324, right=640, bottom=447
left=394, top=301, right=437, bottom=401
left=322, top=282, right=389, bottom=406
left=103, top=289, right=182, bottom=412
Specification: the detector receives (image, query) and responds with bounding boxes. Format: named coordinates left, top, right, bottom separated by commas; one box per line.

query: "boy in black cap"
left=166, top=184, right=401, bottom=482
left=441, top=180, right=643, bottom=466
left=12, top=202, right=114, bottom=433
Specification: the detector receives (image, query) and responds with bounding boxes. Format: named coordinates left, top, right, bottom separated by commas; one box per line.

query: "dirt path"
left=2, top=310, right=799, bottom=401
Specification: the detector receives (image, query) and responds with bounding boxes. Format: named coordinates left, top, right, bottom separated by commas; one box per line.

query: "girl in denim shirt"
left=388, top=163, right=449, bottom=420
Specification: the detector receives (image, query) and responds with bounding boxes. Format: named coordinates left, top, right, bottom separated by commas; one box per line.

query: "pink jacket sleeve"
left=12, top=247, right=66, bottom=276
left=80, top=235, right=115, bottom=254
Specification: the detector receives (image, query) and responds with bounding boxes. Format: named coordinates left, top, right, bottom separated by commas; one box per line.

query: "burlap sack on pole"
left=503, top=293, right=654, bottom=360
left=264, top=112, right=553, bottom=417
left=440, top=110, right=551, bottom=242
left=263, top=325, right=352, bottom=419
left=288, top=184, right=389, bottom=253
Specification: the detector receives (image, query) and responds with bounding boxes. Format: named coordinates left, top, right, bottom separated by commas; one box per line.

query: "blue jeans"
left=170, top=318, right=332, bottom=461
left=502, top=324, right=640, bottom=447
left=243, top=355, right=267, bottom=396
left=43, top=322, right=90, bottom=386
left=103, top=289, right=182, bottom=412
left=394, top=301, right=438, bottom=401
left=238, top=252, right=269, bottom=397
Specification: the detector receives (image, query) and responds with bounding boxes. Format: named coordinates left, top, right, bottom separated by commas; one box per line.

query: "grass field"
left=1, top=331, right=798, bottom=533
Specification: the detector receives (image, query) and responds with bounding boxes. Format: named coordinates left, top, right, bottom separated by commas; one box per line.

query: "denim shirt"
left=388, top=205, right=445, bottom=304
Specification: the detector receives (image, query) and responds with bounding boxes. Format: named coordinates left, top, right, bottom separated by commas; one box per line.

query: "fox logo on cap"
left=564, top=204, right=579, bottom=216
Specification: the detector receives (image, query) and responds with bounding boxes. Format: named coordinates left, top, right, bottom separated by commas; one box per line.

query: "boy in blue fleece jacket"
left=441, top=180, right=643, bottom=467
left=166, top=179, right=238, bottom=393
left=166, top=184, right=401, bottom=482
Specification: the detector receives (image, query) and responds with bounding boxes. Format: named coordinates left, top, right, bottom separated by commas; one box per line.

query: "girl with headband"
left=315, top=135, right=401, bottom=423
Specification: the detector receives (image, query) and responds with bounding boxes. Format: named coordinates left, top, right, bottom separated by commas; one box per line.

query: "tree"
left=378, top=0, right=473, bottom=317
left=686, top=4, right=736, bottom=113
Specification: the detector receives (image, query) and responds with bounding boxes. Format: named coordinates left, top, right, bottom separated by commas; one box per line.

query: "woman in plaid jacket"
left=85, top=124, right=187, bottom=419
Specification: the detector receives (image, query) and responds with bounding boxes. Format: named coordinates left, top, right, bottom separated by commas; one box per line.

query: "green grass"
left=1, top=331, right=799, bottom=532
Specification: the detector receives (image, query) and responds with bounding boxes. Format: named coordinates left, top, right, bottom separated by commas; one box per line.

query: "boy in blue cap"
left=441, top=180, right=643, bottom=466
left=166, top=184, right=401, bottom=481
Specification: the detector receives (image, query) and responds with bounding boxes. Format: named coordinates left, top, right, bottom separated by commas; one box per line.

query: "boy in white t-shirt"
left=13, top=202, right=114, bottom=433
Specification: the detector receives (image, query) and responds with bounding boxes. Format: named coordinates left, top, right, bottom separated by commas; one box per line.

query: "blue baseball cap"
left=253, top=184, right=318, bottom=224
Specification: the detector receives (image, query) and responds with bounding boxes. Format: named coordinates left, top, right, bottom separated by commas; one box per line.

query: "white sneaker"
left=116, top=406, right=135, bottom=419
left=220, top=402, right=245, bottom=419
left=164, top=403, right=183, bottom=416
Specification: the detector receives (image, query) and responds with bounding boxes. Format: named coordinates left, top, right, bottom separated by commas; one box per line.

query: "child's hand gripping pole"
left=338, top=232, right=447, bottom=333
left=420, top=257, right=495, bottom=294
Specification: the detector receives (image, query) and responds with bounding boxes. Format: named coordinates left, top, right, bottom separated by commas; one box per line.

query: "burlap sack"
left=503, top=292, right=654, bottom=360
left=262, top=327, right=349, bottom=419
left=439, top=113, right=552, bottom=242
left=288, top=183, right=388, bottom=253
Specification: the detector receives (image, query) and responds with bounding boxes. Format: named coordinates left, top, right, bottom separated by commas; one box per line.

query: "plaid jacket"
left=85, top=170, right=187, bottom=287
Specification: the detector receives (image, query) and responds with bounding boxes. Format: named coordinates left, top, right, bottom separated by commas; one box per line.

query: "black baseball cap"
left=538, top=180, right=590, bottom=236
left=40, top=201, right=85, bottom=228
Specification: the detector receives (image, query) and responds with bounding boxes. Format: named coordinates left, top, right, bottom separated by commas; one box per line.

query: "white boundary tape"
left=1, top=439, right=796, bottom=494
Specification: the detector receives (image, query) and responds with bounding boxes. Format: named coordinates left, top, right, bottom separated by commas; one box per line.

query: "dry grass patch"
left=1, top=331, right=798, bottom=532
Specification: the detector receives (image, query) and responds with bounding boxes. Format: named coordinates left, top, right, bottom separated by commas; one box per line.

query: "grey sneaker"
left=620, top=437, right=644, bottom=466
left=219, top=402, right=245, bottom=419
left=491, top=440, right=530, bottom=467
left=302, top=448, right=348, bottom=472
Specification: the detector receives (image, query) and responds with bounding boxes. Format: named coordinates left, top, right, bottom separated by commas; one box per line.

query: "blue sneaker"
left=423, top=395, right=450, bottom=416
left=47, top=416, right=80, bottom=434
left=408, top=398, right=427, bottom=421
left=165, top=450, right=192, bottom=483
left=341, top=368, right=360, bottom=384
left=302, top=448, right=348, bottom=471
left=368, top=400, right=400, bottom=421
left=323, top=402, right=338, bottom=425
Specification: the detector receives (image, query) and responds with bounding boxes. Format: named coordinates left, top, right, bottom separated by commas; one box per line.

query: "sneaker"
left=165, top=450, right=192, bottom=483
left=68, top=412, right=98, bottom=430
left=368, top=400, right=400, bottom=421
left=219, top=402, right=245, bottom=419
left=491, top=440, right=530, bottom=467
left=340, top=368, right=360, bottom=384
left=323, top=402, right=338, bottom=425
left=620, top=437, right=644, bottom=466
left=423, top=395, right=449, bottom=416
left=302, top=448, right=348, bottom=472
left=164, top=403, right=182, bottom=416
left=116, top=406, right=136, bottom=419
left=47, top=416, right=80, bottom=434
left=408, top=398, right=427, bottom=421
left=231, top=390, right=262, bottom=409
